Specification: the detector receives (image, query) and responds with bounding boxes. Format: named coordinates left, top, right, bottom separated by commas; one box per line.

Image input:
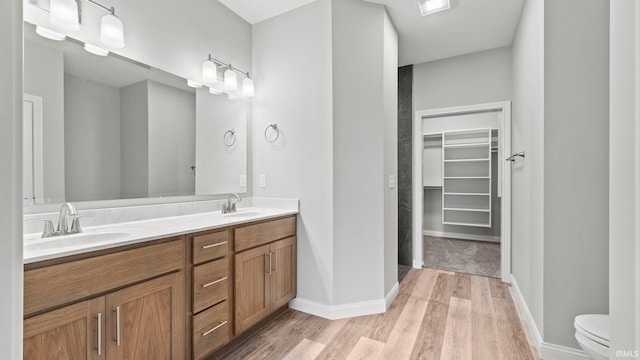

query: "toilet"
left=574, top=314, right=610, bottom=360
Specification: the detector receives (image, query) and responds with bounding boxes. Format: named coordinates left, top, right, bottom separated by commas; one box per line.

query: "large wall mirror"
left=23, top=23, right=248, bottom=208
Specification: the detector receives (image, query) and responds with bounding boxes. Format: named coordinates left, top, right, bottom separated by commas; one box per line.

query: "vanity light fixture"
left=99, top=8, right=125, bottom=48
left=242, top=74, right=254, bottom=97
left=49, top=0, right=80, bottom=31
left=35, top=26, right=66, bottom=41
left=418, top=0, right=450, bottom=16
left=202, top=54, right=218, bottom=86
left=224, top=65, right=238, bottom=91
left=187, top=80, right=203, bottom=88
left=84, top=43, right=109, bottom=56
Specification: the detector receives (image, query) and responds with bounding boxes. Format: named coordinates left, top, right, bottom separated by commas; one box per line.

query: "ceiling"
left=218, top=0, right=525, bottom=66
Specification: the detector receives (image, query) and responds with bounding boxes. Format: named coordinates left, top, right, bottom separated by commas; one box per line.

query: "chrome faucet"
left=222, top=193, right=241, bottom=214
left=57, top=202, right=78, bottom=234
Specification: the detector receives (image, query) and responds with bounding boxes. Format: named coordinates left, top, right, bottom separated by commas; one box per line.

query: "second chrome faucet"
left=222, top=193, right=241, bottom=214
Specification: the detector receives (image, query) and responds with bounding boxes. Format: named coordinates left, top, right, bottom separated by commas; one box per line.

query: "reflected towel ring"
left=223, top=129, right=237, bottom=147
left=264, top=124, right=279, bottom=143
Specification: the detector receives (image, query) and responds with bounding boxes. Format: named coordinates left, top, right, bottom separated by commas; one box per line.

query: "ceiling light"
left=187, top=80, right=203, bottom=88
left=35, top=26, right=66, bottom=41
left=100, top=9, right=125, bottom=48
left=242, top=75, right=254, bottom=97
left=203, top=55, right=218, bottom=86
left=49, top=0, right=80, bottom=31
left=224, top=66, right=238, bottom=91
left=84, top=43, right=109, bottom=56
left=418, top=0, right=450, bottom=16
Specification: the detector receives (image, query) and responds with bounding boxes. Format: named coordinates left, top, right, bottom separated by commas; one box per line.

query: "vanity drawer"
left=193, top=230, right=229, bottom=265
left=193, top=257, right=228, bottom=313
left=193, top=300, right=229, bottom=360
left=235, top=216, right=296, bottom=252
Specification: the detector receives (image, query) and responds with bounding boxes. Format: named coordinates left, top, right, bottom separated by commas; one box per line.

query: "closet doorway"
left=412, top=102, right=512, bottom=282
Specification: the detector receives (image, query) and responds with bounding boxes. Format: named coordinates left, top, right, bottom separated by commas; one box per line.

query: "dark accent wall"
left=398, top=65, right=413, bottom=266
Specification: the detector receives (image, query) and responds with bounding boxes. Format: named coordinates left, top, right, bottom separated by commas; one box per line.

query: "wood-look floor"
left=218, top=268, right=539, bottom=360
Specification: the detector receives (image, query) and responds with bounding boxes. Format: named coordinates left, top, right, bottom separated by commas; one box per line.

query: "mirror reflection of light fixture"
left=202, top=55, right=218, bottom=86
left=418, top=0, right=450, bottom=16
left=100, top=8, right=125, bottom=48
left=224, top=66, right=238, bottom=91
left=49, top=0, right=80, bottom=31
left=84, top=43, right=109, bottom=56
left=187, top=80, right=203, bottom=88
left=242, top=75, right=254, bottom=97
left=36, top=26, right=66, bottom=41
left=209, top=87, right=224, bottom=95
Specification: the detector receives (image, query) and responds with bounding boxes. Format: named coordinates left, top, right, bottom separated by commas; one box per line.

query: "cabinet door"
left=234, top=243, right=271, bottom=334
left=270, top=236, right=297, bottom=310
left=106, top=272, right=184, bottom=360
left=24, top=297, right=105, bottom=360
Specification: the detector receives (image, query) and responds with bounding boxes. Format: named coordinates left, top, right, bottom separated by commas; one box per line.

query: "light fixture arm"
left=205, top=55, right=250, bottom=79
left=86, top=0, right=115, bottom=15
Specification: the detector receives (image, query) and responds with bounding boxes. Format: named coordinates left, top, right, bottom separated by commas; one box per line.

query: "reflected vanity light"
left=201, top=54, right=253, bottom=98
left=227, top=94, right=240, bottom=101
left=187, top=80, right=203, bottom=88
left=36, top=26, right=66, bottom=41
left=84, top=43, right=109, bottom=56
left=100, top=8, right=125, bottom=48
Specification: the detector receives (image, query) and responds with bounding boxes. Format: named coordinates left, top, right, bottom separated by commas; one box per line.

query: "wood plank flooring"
left=218, top=268, right=539, bottom=360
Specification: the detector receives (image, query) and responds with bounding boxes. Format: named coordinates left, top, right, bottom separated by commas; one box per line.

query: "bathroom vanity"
left=23, top=204, right=297, bottom=360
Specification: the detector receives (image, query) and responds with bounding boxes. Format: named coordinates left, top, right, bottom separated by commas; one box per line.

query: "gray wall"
left=120, top=81, right=149, bottom=199
left=147, top=80, right=195, bottom=197
left=413, top=46, right=512, bottom=111
left=398, top=65, right=413, bottom=267
left=543, top=0, right=609, bottom=348
left=0, top=0, right=23, bottom=355
left=64, top=74, right=121, bottom=202
left=609, top=0, right=639, bottom=354
left=23, top=39, right=65, bottom=204
left=511, top=0, right=545, bottom=339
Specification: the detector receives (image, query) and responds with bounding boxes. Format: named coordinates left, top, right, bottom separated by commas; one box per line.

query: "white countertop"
left=24, top=207, right=298, bottom=264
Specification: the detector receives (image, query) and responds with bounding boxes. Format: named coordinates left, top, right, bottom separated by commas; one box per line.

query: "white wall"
left=382, top=10, right=398, bottom=297
left=252, top=0, right=334, bottom=305
left=0, top=0, right=23, bottom=357
left=511, top=0, right=545, bottom=341
left=195, top=89, right=248, bottom=195
left=64, top=74, right=121, bottom=201
left=609, top=0, right=639, bottom=355
left=413, top=46, right=512, bottom=111
left=23, top=39, right=65, bottom=203
left=148, top=80, right=195, bottom=197
left=543, top=0, right=610, bottom=349
left=120, top=81, right=149, bottom=199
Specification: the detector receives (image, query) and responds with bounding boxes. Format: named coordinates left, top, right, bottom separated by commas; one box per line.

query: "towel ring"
left=223, top=129, right=237, bottom=147
left=264, top=124, right=279, bottom=143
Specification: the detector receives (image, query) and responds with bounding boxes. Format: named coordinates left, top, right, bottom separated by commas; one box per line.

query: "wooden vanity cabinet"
left=23, top=238, right=185, bottom=360
left=234, top=216, right=297, bottom=335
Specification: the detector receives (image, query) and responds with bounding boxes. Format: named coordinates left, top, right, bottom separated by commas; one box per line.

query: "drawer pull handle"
left=202, top=276, right=227, bottom=288
left=202, top=321, right=228, bottom=337
left=202, top=241, right=228, bottom=250
left=114, top=307, right=121, bottom=346
left=96, top=313, right=102, bottom=355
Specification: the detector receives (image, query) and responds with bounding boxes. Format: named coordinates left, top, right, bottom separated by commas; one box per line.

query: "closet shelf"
left=444, top=192, right=490, bottom=196
left=443, top=176, right=490, bottom=180
left=443, top=159, right=490, bottom=163
left=444, top=207, right=491, bottom=213
left=443, top=221, right=492, bottom=228
left=443, top=143, right=490, bottom=148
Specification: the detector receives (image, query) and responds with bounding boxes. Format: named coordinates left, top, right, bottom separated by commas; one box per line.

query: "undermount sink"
left=25, top=232, right=131, bottom=252
left=220, top=210, right=263, bottom=218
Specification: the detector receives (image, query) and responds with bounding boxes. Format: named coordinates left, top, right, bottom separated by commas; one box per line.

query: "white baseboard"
left=510, top=275, right=590, bottom=360
left=541, top=343, right=591, bottom=360
left=510, top=275, right=543, bottom=351
left=413, top=259, right=423, bottom=268
left=290, top=283, right=399, bottom=320
left=423, top=230, right=500, bottom=243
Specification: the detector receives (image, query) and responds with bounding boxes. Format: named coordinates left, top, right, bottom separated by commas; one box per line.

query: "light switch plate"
left=389, top=175, right=396, bottom=189
left=240, top=175, right=247, bottom=187
left=259, top=174, right=267, bottom=188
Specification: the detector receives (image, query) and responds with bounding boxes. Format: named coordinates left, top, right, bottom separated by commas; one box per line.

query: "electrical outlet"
left=389, top=175, right=396, bottom=189
left=240, top=175, right=247, bottom=187
left=259, top=174, right=267, bottom=188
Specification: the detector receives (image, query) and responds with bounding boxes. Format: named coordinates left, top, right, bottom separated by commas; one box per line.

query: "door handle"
left=114, top=307, right=121, bottom=346
left=96, top=313, right=102, bottom=355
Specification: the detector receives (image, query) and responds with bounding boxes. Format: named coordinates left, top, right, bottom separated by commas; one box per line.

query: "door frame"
left=23, top=94, right=44, bottom=205
left=412, top=101, right=512, bottom=283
